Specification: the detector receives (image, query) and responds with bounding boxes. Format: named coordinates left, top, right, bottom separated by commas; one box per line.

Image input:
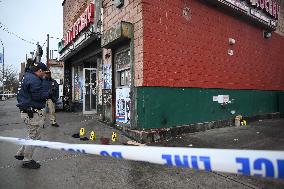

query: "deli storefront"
left=59, top=1, right=103, bottom=114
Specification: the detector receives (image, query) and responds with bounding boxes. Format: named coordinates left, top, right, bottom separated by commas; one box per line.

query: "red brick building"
left=60, top=0, right=284, bottom=130
left=59, top=0, right=103, bottom=113
left=101, top=0, right=284, bottom=129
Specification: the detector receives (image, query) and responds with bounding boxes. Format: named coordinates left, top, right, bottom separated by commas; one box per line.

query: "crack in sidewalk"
left=211, top=172, right=260, bottom=189
left=0, top=122, right=22, bottom=127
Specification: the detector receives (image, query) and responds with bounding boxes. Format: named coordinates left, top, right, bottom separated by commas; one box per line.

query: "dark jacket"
left=42, top=77, right=59, bottom=102
left=17, top=70, right=50, bottom=110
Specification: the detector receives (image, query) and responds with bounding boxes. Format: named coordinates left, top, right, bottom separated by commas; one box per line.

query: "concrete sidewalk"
left=0, top=98, right=131, bottom=167
left=150, top=118, right=284, bottom=188
left=154, top=119, right=284, bottom=150
left=1, top=98, right=284, bottom=189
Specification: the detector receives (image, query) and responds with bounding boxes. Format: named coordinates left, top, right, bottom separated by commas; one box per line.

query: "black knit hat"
left=30, top=62, right=47, bottom=72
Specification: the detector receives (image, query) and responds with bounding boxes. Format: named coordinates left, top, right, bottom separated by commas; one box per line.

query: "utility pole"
left=0, top=39, right=4, bottom=100
left=36, top=42, right=40, bottom=62
left=46, top=34, right=49, bottom=66
left=36, top=42, right=43, bottom=63
left=2, top=42, right=4, bottom=96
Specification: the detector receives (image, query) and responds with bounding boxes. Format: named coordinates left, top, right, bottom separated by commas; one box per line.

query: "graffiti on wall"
left=101, top=22, right=132, bottom=48
left=98, top=59, right=103, bottom=105
left=74, top=66, right=84, bottom=102
left=103, top=64, right=112, bottom=89
left=63, top=65, right=72, bottom=100
left=115, top=49, right=130, bottom=70
left=116, top=88, right=130, bottom=123
left=103, top=89, right=112, bottom=105
left=49, top=66, right=64, bottom=82
left=101, top=22, right=122, bottom=47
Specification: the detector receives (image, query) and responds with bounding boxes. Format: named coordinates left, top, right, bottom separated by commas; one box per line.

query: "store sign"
left=102, top=22, right=123, bottom=48
left=63, top=2, right=95, bottom=47
left=101, top=21, right=132, bottom=48
left=249, top=0, right=280, bottom=19
left=213, top=0, right=280, bottom=29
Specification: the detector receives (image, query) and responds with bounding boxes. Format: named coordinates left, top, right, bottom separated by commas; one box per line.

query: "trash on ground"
left=72, top=133, right=80, bottom=138
left=100, top=137, right=110, bottom=145
left=126, top=140, right=145, bottom=146
left=80, top=137, right=89, bottom=141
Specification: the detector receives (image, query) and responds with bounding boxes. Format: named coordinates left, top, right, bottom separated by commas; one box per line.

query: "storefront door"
left=114, top=48, right=131, bottom=124
left=83, top=68, right=97, bottom=114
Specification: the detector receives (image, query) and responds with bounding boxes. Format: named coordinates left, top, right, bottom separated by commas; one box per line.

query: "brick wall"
left=142, top=0, right=284, bottom=90
left=103, top=0, right=143, bottom=87
left=276, top=0, right=284, bottom=35
left=63, top=0, right=93, bottom=35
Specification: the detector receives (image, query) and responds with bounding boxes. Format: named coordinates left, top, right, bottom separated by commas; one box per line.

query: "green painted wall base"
left=279, top=91, right=284, bottom=115
left=137, top=87, right=281, bottom=129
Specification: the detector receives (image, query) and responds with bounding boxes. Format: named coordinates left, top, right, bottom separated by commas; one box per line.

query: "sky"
left=0, top=0, right=63, bottom=73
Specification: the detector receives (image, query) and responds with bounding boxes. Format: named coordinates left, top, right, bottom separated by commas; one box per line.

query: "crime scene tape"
left=0, top=136, right=283, bottom=179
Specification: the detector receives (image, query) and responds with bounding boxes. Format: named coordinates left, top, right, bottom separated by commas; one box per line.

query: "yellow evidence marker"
left=80, top=128, right=86, bottom=137
left=90, top=131, right=96, bottom=141
left=241, top=120, right=247, bottom=126
left=112, top=132, right=117, bottom=142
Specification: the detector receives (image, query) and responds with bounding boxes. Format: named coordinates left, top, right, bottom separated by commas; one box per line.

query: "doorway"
left=83, top=68, right=97, bottom=114
left=114, top=47, right=131, bottom=124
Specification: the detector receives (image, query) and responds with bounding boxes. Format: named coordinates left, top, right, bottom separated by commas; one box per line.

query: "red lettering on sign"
left=276, top=4, right=280, bottom=19
left=249, top=0, right=280, bottom=19
left=269, top=0, right=273, bottom=15
left=272, top=1, right=277, bottom=18
left=265, top=0, right=269, bottom=12
left=63, top=2, right=95, bottom=47
left=260, top=0, right=265, bottom=9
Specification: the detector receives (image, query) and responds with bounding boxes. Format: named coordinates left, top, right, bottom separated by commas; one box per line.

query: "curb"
left=120, top=112, right=281, bottom=143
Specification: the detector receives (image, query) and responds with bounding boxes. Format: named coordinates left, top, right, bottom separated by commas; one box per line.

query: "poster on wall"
left=103, top=64, right=112, bottom=89
left=116, top=88, right=130, bottom=123
left=74, top=72, right=80, bottom=101
left=74, top=66, right=84, bottom=102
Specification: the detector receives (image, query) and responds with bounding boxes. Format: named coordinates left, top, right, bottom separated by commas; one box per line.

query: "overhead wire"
left=0, top=22, right=37, bottom=45
left=42, top=39, right=47, bottom=48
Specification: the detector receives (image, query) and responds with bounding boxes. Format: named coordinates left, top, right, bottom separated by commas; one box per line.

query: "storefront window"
left=115, top=48, right=131, bottom=87
left=119, top=69, right=130, bottom=86
left=74, top=65, right=84, bottom=102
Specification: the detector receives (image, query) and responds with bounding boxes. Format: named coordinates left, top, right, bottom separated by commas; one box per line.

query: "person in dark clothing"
left=15, top=62, right=51, bottom=169
left=43, top=70, right=59, bottom=127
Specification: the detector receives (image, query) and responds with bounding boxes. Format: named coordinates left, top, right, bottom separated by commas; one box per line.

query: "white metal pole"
left=0, top=39, right=4, bottom=100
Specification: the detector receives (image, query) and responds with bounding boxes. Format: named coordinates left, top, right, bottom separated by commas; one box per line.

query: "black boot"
left=14, top=155, right=24, bottom=160
left=51, top=123, right=59, bottom=127
left=22, top=160, right=41, bottom=169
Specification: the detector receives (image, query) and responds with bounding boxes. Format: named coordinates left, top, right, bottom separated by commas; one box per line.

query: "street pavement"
left=0, top=98, right=284, bottom=189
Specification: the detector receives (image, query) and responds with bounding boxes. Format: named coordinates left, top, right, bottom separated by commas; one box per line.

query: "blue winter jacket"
left=42, top=78, right=59, bottom=102
left=17, top=70, right=50, bottom=110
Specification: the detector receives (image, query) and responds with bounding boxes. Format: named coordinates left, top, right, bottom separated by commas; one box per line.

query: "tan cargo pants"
left=17, top=110, right=45, bottom=162
left=46, top=99, right=57, bottom=124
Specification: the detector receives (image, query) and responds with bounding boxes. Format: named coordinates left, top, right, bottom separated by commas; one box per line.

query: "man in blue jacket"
left=43, top=70, right=59, bottom=127
left=15, top=62, right=51, bottom=169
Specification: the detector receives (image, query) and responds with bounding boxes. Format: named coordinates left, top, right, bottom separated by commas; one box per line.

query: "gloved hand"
left=26, top=107, right=34, bottom=118
left=51, top=82, right=57, bottom=97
